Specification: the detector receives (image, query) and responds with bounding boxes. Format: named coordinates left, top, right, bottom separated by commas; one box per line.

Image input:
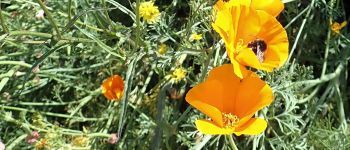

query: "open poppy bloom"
left=185, top=64, right=273, bottom=135
left=214, top=0, right=284, bottom=17
left=101, top=75, right=124, bottom=101
left=212, top=4, right=288, bottom=78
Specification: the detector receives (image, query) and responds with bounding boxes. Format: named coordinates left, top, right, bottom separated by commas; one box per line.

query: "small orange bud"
left=101, top=75, right=124, bottom=101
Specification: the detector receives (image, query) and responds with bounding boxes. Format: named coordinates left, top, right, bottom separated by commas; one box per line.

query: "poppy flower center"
left=222, top=113, right=240, bottom=128
left=247, top=39, right=267, bottom=63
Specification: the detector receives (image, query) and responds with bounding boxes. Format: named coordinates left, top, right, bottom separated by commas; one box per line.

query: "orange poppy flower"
left=185, top=64, right=273, bottom=135
left=214, top=0, right=284, bottom=17
left=212, top=5, right=288, bottom=78
left=101, top=75, right=124, bottom=101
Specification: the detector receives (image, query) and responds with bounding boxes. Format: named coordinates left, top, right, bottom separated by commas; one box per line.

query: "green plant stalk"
left=0, top=67, right=17, bottom=92
left=0, top=105, right=107, bottom=121
left=227, top=135, right=238, bottom=150
left=0, top=99, right=85, bottom=106
left=57, top=12, right=117, bottom=35
left=173, top=106, right=191, bottom=127
left=151, top=82, right=171, bottom=150
left=0, top=61, right=32, bottom=68
left=35, top=0, right=62, bottom=40
left=101, top=0, right=113, bottom=27
left=335, top=82, right=347, bottom=130
left=9, top=30, right=93, bottom=43
left=10, top=30, right=51, bottom=38
left=135, top=0, right=141, bottom=50
left=103, top=102, right=118, bottom=133
left=68, top=0, right=72, bottom=20
left=287, top=0, right=315, bottom=63
left=6, top=134, right=27, bottom=149
left=0, top=7, right=9, bottom=33
left=200, top=48, right=213, bottom=82
left=0, top=52, right=26, bottom=60
left=67, top=89, right=100, bottom=118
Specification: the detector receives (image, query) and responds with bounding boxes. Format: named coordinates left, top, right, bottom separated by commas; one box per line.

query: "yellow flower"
left=189, top=33, right=203, bottom=41
left=331, top=21, right=347, bottom=34
left=171, top=68, right=187, bottom=83
left=158, top=43, right=167, bottom=55
left=139, top=1, right=160, bottom=24
left=71, top=136, right=89, bottom=147
left=101, top=75, right=124, bottom=101
left=185, top=64, right=273, bottom=135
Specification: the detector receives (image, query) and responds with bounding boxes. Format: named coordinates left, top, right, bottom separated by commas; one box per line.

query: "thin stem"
left=101, top=0, right=113, bottom=27
left=287, top=0, right=315, bottom=63
left=135, top=0, right=141, bottom=50
left=0, top=4, right=9, bottom=33
left=68, top=0, right=72, bottom=20
left=0, top=61, right=32, bottom=68
left=35, top=0, right=62, bottom=39
left=227, top=135, right=238, bottom=150
left=0, top=105, right=107, bottom=121
left=9, top=30, right=93, bottom=43
left=6, top=134, right=27, bottom=149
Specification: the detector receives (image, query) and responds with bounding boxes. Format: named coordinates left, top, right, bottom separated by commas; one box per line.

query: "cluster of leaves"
left=0, top=0, right=349, bottom=149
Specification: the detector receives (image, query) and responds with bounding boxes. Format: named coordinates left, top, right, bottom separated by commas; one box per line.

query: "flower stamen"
left=222, top=113, right=240, bottom=128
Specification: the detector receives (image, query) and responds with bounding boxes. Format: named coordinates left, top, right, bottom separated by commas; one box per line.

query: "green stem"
left=200, top=49, right=213, bottom=82
left=0, top=61, right=32, bottom=68
left=135, top=0, right=141, bottom=50
left=227, top=135, right=238, bottom=150
left=101, top=0, right=113, bottom=26
left=68, top=0, right=72, bottom=20
left=287, top=0, right=315, bottom=63
left=0, top=105, right=106, bottom=121
left=35, top=0, right=62, bottom=39
left=9, top=30, right=93, bottom=43
left=0, top=6, right=9, bottom=33
left=6, top=134, right=27, bottom=149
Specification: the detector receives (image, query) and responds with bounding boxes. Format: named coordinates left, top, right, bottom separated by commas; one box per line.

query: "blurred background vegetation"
left=0, top=0, right=349, bottom=149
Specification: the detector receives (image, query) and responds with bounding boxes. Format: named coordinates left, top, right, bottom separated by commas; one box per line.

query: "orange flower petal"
left=235, top=74, right=273, bottom=118
left=186, top=80, right=226, bottom=126
left=206, top=64, right=242, bottom=113
left=195, top=119, right=235, bottom=135
left=234, top=118, right=267, bottom=136
left=251, top=0, right=284, bottom=17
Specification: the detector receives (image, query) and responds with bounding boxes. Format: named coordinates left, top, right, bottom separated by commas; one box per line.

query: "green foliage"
left=0, top=0, right=349, bottom=149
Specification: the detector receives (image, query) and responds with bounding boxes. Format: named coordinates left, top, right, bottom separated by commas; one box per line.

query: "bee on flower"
left=212, top=1, right=288, bottom=78
left=139, top=1, right=161, bottom=24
